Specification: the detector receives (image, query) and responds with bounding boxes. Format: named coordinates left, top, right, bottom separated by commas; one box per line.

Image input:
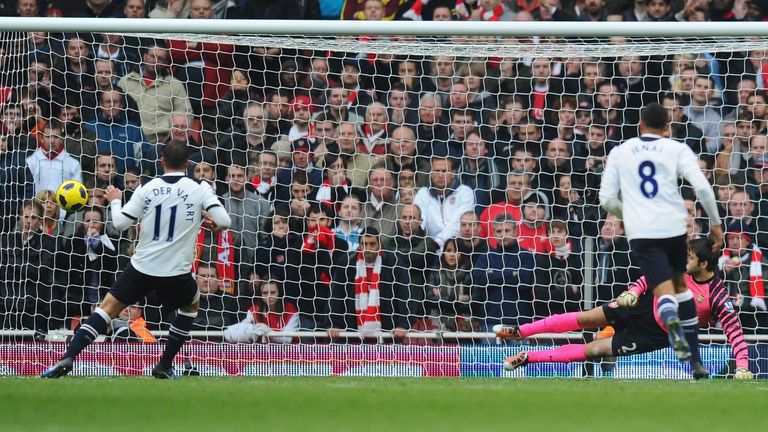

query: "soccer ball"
left=56, top=180, right=88, bottom=211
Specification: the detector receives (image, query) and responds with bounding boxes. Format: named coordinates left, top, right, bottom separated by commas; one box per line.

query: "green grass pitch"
left=1, top=377, right=766, bottom=432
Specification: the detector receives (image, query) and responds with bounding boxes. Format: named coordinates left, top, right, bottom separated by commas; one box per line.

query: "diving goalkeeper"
left=495, top=237, right=752, bottom=379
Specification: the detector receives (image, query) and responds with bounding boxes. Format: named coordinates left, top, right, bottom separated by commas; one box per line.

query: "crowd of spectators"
left=1, top=0, right=768, bottom=343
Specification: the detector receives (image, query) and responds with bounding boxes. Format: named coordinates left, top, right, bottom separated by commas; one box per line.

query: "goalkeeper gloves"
left=734, top=367, right=754, bottom=380
left=616, top=291, right=638, bottom=308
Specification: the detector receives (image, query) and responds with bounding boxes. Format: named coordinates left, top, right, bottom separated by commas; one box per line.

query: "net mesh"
left=0, top=29, right=766, bottom=378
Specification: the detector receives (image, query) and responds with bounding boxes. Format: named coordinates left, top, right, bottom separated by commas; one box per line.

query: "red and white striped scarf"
left=354, top=251, right=382, bottom=334
left=249, top=175, right=275, bottom=196
left=316, top=178, right=349, bottom=207
left=720, top=244, right=766, bottom=299
left=192, top=228, right=236, bottom=294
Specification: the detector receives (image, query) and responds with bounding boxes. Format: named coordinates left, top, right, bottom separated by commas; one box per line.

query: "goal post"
left=0, top=18, right=767, bottom=378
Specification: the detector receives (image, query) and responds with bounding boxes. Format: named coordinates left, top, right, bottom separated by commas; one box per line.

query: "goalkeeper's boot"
left=493, top=324, right=523, bottom=340
left=665, top=317, right=691, bottom=362
left=151, top=363, right=178, bottom=380
left=691, top=362, right=709, bottom=381
left=41, top=357, right=73, bottom=379
left=502, top=351, right=528, bottom=371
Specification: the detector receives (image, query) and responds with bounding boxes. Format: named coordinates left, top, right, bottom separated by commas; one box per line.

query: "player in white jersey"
left=42, top=140, right=231, bottom=379
left=599, top=103, right=722, bottom=380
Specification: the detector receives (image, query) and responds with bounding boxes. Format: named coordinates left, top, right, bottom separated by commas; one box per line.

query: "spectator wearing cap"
left=518, top=190, right=551, bottom=254
left=471, top=212, right=535, bottom=332
left=719, top=221, right=768, bottom=334
left=339, top=57, right=374, bottom=118
left=288, top=95, right=313, bottom=142
left=274, top=137, right=322, bottom=205
left=414, top=156, right=475, bottom=251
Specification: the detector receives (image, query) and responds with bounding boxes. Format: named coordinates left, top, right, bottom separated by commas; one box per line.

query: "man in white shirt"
left=26, top=120, right=82, bottom=195
left=414, top=156, right=475, bottom=251
left=42, top=140, right=231, bottom=379
left=599, top=103, right=723, bottom=379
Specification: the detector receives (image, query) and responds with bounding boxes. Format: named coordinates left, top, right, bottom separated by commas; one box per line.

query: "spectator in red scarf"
left=719, top=222, right=768, bottom=334
left=328, top=227, right=412, bottom=340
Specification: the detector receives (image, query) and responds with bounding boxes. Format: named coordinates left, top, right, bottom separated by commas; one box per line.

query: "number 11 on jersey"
left=153, top=204, right=178, bottom=242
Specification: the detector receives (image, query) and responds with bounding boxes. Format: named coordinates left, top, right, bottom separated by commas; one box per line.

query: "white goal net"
left=0, top=19, right=766, bottom=378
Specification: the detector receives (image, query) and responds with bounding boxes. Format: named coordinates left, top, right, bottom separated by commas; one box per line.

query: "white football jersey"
left=599, top=134, right=718, bottom=241
left=119, top=173, right=223, bottom=276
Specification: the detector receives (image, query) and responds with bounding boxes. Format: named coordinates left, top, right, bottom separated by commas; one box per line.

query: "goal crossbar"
left=3, top=17, right=768, bottom=38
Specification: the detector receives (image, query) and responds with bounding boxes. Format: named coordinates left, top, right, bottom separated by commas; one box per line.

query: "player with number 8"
left=598, top=103, right=723, bottom=380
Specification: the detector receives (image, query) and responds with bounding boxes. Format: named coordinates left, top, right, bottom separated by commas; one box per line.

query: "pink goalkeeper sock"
left=519, top=312, right=581, bottom=338
left=527, top=344, right=587, bottom=363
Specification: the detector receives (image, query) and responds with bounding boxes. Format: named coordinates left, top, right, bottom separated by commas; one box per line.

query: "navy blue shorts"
left=109, top=263, right=198, bottom=310
left=602, top=293, right=668, bottom=356
left=629, top=234, right=688, bottom=290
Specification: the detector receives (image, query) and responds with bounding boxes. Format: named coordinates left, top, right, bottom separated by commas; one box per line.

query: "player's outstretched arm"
left=205, top=205, right=232, bottom=231
left=598, top=154, right=622, bottom=216
left=678, top=146, right=722, bottom=232
left=106, top=185, right=139, bottom=232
